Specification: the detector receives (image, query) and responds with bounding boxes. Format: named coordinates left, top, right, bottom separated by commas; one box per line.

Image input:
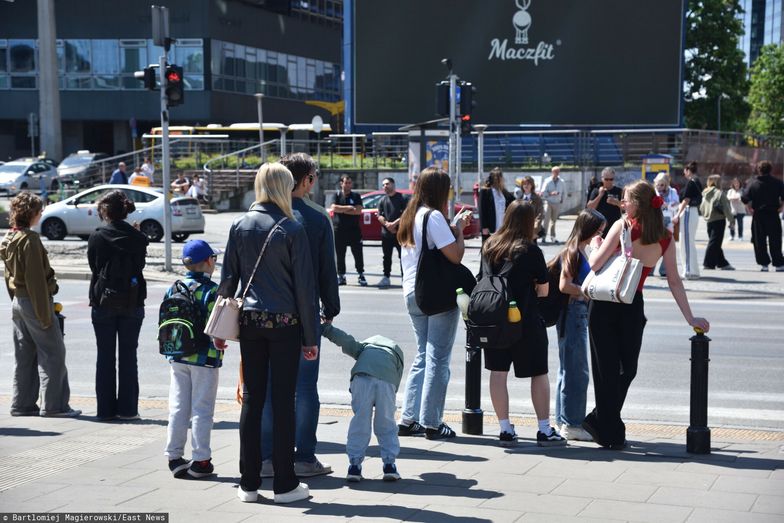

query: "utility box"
left=642, top=154, right=673, bottom=182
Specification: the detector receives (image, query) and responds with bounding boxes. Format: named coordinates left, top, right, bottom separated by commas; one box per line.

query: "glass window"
left=184, top=74, right=204, bottom=90
left=91, top=40, right=118, bottom=73
left=176, top=45, right=204, bottom=74
left=221, top=42, right=235, bottom=76
left=65, top=39, right=91, bottom=72
left=11, top=76, right=36, bottom=89
left=123, top=189, right=157, bottom=203
left=65, top=76, right=92, bottom=89
left=75, top=188, right=110, bottom=205
left=0, top=44, right=8, bottom=72
left=147, top=41, right=166, bottom=62
left=120, top=45, right=146, bottom=73
left=10, top=40, right=35, bottom=72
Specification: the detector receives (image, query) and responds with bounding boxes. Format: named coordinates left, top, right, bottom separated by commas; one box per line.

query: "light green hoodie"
left=322, top=324, right=404, bottom=391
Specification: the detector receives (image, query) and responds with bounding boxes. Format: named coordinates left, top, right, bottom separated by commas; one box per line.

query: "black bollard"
left=687, top=328, right=711, bottom=454
left=54, top=302, right=65, bottom=336
left=462, top=340, right=483, bottom=435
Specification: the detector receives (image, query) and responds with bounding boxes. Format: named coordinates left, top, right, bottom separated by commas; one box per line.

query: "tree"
left=747, top=44, right=784, bottom=137
left=683, top=0, right=749, bottom=131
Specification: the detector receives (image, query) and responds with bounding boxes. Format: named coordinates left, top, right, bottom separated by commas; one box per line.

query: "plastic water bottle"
left=456, top=288, right=470, bottom=320
left=507, top=301, right=521, bottom=323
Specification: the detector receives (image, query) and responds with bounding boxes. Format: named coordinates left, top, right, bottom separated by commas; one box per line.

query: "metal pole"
left=475, top=124, right=487, bottom=188
left=352, top=135, right=357, bottom=167
left=255, top=93, right=266, bottom=164
left=463, top=337, right=484, bottom=435
left=447, top=72, right=457, bottom=220
left=717, top=96, right=721, bottom=134
left=317, top=132, right=321, bottom=166
left=37, top=0, right=62, bottom=160
left=160, top=52, right=172, bottom=272
left=687, top=328, right=711, bottom=454
left=280, top=126, right=288, bottom=157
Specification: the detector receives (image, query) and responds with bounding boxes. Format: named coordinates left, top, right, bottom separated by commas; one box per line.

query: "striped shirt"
left=164, top=271, right=223, bottom=368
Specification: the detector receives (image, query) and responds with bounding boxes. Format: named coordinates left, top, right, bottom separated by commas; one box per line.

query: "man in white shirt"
left=141, top=157, right=155, bottom=185
left=541, top=166, right=565, bottom=243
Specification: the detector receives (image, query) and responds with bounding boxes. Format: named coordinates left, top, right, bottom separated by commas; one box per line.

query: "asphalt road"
left=1, top=216, right=782, bottom=431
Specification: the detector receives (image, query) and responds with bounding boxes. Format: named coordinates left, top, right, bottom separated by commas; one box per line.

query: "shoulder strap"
left=239, top=217, right=287, bottom=301
left=619, top=220, right=633, bottom=259
left=481, top=257, right=514, bottom=278
left=421, top=209, right=433, bottom=250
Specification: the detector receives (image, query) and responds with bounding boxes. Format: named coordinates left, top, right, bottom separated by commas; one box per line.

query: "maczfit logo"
left=488, top=0, right=558, bottom=65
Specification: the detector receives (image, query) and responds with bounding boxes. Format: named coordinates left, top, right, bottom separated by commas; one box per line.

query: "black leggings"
left=239, top=324, right=301, bottom=493
left=585, top=292, right=646, bottom=446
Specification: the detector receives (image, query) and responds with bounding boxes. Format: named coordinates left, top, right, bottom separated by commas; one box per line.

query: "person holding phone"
left=587, top=168, right=622, bottom=237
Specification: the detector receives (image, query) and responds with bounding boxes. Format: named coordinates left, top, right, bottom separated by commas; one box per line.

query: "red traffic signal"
left=165, top=64, right=184, bottom=107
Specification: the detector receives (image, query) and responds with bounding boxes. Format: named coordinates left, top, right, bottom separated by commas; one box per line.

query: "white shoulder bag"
left=204, top=217, right=287, bottom=341
left=581, top=221, right=643, bottom=304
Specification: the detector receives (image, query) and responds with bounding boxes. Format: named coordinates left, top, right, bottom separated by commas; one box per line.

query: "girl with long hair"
left=554, top=209, right=607, bottom=441
left=583, top=180, right=709, bottom=449
left=482, top=200, right=566, bottom=447
left=397, top=167, right=471, bottom=440
left=479, top=167, right=514, bottom=240
left=219, top=162, right=317, bottom=503
left=726, top=177, right=746, bottom=241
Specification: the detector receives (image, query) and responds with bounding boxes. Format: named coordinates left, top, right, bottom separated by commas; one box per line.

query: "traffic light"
left=435, top=81, right=449, bottom=117
left=461, top=114, right=472, bottom=135
left=134, top=66, right=158, bottom=90
left=459, top=81, right=476, bottom=116
left=165, top=64, right=184, bottom=107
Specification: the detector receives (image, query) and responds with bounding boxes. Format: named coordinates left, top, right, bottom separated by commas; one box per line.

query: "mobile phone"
left=451, top=209, right=468, bottom=226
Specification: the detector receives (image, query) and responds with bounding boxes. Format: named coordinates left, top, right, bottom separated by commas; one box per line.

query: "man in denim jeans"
left=260, top=153, right=341, bottom=478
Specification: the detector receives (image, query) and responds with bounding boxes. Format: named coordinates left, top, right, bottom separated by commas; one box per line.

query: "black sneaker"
left=188, top=459, right=214, bottom=478
left=398, top=421, right=426, bottom=436
left=346, top=464, right=362, bottom=483
left=382, top=463, right=400, bottom=481
left=499, top=430, right=518, bottom=447
left=358, top=274, right=368, bottom=286
left=536, top=427, right=567, bottom=447
left=168, top=458, right=191, bottom=478
left=338, top=274, right=347, bottom=285
left=425, top=423, right=456, bottom=440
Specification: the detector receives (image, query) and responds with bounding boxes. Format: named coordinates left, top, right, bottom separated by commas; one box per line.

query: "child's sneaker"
left=346, top=464, right=362, bottom=482
left=188, top=459, right=214, bottom=478
left=398, top=421, right=426, bottom=436
left=499, top=429, right=518, bottom=447
left=425, top=423, right=456, bottom=440
left=168, top=458, right=191, bottom=478
left=537, top=427, right=567, bottom=447
left=382, top=463, right=400, bottom=481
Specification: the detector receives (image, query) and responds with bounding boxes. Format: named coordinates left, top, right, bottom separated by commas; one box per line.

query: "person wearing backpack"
left=478, top=200, right=566, bottom=448
left=161, top=240, right=225, bottom=480
left=88, top=190, right=148, bottom=422
left=554, top=209, right=607, bottom=442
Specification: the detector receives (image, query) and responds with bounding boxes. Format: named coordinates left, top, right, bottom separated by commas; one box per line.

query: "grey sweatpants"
left=11, top=296, right=72, bottom=415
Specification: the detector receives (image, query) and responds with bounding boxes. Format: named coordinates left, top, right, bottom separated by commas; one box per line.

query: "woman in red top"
left=582, top=180, right=710, bottom=449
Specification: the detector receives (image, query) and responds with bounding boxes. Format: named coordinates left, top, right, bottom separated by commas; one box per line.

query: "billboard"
left=352, top=0, right=685, bottom=127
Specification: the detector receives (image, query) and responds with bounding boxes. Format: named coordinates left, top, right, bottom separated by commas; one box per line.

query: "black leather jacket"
left=218, top=202, right=318, bottom=346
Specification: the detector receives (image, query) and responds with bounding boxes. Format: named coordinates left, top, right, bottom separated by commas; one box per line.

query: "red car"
left=328, top=189, right=480, bottom=241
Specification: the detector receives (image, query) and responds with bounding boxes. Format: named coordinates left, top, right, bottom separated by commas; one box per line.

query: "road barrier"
left=687, top=328, right=711, bottom=454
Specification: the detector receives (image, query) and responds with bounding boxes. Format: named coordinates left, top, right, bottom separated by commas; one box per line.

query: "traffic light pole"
left=159, top=51, right=172, bottom=272
left=447, top=73, right=458, bottom=220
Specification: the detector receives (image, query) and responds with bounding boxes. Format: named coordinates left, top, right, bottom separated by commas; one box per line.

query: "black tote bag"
left=414, top=209, right=476, bottom=315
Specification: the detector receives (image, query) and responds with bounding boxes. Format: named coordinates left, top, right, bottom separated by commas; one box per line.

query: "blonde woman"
left=653, top=172, right=680, bottom=277
left=218, top=162, right=318, bottom=504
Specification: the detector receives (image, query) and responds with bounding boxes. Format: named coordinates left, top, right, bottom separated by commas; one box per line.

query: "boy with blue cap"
left=321, top=322, right=404, bottom=482
left=163, top=239, right=225, bottom=479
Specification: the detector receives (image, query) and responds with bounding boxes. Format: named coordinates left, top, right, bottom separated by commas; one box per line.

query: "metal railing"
left=202, top=139, right=282, bottom=201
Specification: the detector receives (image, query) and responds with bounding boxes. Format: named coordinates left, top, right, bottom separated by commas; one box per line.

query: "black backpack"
left=466, top=259, right=522, bottom=349
left=97, top=253, right=140, bottom=311
left=538, top=256, right=569, bottom=328
left=158, top=280, right=210, bottom=357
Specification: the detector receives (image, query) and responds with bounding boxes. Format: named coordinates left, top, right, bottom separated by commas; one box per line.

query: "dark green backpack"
left=158, top=281, right=210, bottom=357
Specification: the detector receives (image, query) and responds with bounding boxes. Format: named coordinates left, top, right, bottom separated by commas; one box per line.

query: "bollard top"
left=693, top=327, right=704, bottom=335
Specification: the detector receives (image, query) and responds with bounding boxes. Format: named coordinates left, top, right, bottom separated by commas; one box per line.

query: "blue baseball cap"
left=182, top=240, right=221, bottom=265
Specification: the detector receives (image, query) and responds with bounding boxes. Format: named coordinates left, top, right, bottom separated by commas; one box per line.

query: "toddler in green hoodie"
left=322, top=322, right=404, bottom=483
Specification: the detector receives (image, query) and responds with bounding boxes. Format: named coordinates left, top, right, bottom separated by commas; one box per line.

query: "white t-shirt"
left=493, top=188, right=506, bottom=231
left=401, top=206, right=456, bottom=297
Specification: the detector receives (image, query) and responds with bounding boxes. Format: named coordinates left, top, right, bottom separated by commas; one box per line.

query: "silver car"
left=0, top=159, right=60, bottom=196
left=37, top=184, right=205, bottom=243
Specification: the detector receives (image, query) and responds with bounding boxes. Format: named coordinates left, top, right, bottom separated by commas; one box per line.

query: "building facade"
left=0, top=0, right=343, bottom=160
left=739, top=0, right=783, bottom=67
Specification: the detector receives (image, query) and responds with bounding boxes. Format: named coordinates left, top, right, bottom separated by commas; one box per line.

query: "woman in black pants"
left=219, top=162, right=318, bottom=504
left=479, top=167, right=514, bottom=241
left=582, top=180, right=709, bottom=449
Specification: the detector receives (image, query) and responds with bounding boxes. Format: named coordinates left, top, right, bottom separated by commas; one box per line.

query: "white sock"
left=499, top=419, right=513, bottom=434
left=538, top=419, right=552, bottom=434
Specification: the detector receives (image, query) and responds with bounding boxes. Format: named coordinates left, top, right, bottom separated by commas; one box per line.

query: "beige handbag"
left=204, top=217, right=287, bottom=341
left=581, top=221, right=643, bottom=304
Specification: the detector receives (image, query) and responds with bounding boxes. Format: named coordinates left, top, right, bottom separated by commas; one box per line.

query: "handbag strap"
left=239, top=217, right=287, bottom=301
left=619, top=220, right=633, bottom=259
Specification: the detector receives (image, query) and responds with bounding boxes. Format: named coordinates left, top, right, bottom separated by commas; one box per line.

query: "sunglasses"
left=603, top=178, right=614, bottom=181
left=210, top=254, right=218, bottom=261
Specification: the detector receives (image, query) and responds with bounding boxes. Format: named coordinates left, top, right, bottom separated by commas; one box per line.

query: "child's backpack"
left=538, top=256, right=569, bottom=328
left=466, top=259, right=522, bottom=349
left=158, top=280, right=210, bottom=357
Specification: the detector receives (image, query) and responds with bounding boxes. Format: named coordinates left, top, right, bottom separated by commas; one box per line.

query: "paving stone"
left=471, top=471, right=564, bottom=494
left=29, top=484, right=158, bottom=507
left=711, top=475, right=784, bottom=496
left=650, top=486, right=757, bottom=511
left=616, top=469, right=717, bottom=490
left=0, top=482, right=69, bottom=502
left=415, top=503, right=523, bottom=522
left=480, top=492, right=591, bottom=515
left=391, top=483, right=501, bottom=508
left=580, top=499, right=692, bottom=523
left=304, top=497, right=421, bottom=520
left=751, top=495, right=784, bottom=515
left=687, top=508, right=784, bottom=523
left=518, top=513, right=625, bottom=523
left=552, top=478, right=657, bottom=502
left=676, top=461, right=777, bottom=478
left=526, top=460, right=628, bottom=482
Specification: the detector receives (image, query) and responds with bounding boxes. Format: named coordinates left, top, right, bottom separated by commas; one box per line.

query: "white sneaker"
left=560, top=424, right=593, bottom=442
left=378, top=276, right=391, bottom=288
left=274, top=482, right=310, bottom=504
left=294, top=459, right=332, bottom=477
left=237, top=487, right=258, bottom=503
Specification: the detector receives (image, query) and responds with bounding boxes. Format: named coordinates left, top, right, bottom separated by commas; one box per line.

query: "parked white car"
left=37, top=184, right=205, bottom=243
left=0, top=158, right=60, bottom=196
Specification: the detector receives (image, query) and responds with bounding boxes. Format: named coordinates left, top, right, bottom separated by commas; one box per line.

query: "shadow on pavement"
left=0, top=427, right=61, bottom=437
left=304, top=501, right=494, bottom=522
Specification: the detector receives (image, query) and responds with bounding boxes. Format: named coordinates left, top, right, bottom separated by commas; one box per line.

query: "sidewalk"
left=1, top=396, right=782, bottom=522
